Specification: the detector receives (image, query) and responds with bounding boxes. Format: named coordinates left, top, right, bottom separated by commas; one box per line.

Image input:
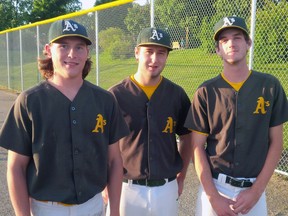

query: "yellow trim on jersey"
left=189, top=129, right=209, bottom=136
left=221, top=71, right=252, bottom=91
left=130, top=75, right=162, bottom=99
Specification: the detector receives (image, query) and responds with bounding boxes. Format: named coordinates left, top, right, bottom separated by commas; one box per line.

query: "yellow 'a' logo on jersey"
left=92, top=114, right=107, bottom=133
left=253, top=97, right=270, bottom=114
left=162, top=117, right=176, bottom=133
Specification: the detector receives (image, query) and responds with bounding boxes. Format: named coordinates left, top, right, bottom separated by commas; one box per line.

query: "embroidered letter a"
left=92, top=114, right=106, bottom=133
left=162, top=117, right=175, bottom=133
left=253, top=97, right=270, bottom=114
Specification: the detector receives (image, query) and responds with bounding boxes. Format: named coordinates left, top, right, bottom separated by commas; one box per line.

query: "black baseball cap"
left=213, top=16, right=249, bottom=41
left=48, top=19, right=92, bottom=45
left=136, top=27, right=172, bottom=51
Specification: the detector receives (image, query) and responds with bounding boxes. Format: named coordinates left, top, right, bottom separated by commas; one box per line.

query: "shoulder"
left=83, top=80, right=115, bottom=100
left=251, top=70, right=279, bottom=82
left=249, top=71, right=283, bottom=89
left=161, top=77, right=187, bottom=93
left=16, top=81, right=49, bottom=103
left=108, top=77, right=131, bottom=92
left=199, top=74, right=223, bottom=88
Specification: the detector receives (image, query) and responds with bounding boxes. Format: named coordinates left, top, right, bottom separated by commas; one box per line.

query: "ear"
left=134, top=47, right=139, bottom=61
left=247, top=38, right=252, bottom=49
left=45, top=44, right=52, bottom=58
left=215, top=46, right=221, bottom=56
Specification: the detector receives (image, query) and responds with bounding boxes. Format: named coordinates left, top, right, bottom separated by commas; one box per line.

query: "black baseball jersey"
left=0, top=80, right=129, bottom=204
left=109, top=76, right=191, bottom=180
left=185, top=71, right=288, bottom=178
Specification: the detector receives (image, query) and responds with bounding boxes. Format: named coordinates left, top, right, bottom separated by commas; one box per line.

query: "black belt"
left=212, top=173, right=253, bottom=188
left=123, top=176, right=176, bottom=187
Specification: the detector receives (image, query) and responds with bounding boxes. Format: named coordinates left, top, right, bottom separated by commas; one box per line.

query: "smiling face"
left=45, top=36, right=89, bottom=82
left=134, top=45, right=169, bottom=85
left=216, top=28, right=251, bottom=65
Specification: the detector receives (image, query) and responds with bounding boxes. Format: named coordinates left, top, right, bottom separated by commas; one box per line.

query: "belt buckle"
left=228, top=176, right=251, bottom=188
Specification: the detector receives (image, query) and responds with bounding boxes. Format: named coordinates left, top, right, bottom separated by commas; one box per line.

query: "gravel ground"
left=0, top=90, right=287, bottom=215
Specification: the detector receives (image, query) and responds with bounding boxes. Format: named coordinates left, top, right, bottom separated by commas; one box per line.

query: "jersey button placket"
left=70, top=104, right=82, bottom=200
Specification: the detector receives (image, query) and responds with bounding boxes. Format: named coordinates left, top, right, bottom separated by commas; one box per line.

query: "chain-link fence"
left=0, top=0, right=287, bottom=188
left=1, top=0, right=287, bottom=176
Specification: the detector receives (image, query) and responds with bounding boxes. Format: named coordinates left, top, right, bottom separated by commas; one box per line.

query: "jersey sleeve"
left=185, top=87, right=210, bottom=134
left=0, top=92, right=32, bottom=156
left=270, top=78, right=288, bottom=127
left=107, top=95, right=129, bottom=145
left=176, top=88, right=192, bottom=136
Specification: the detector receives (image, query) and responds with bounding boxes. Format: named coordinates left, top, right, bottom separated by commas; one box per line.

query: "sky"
left=79, top=0, right=147, bottom=9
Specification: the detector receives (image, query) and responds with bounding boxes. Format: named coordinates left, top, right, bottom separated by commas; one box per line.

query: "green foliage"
left=213, top=0, right=250, bottom=18
left=95, top=0, right=116, bottom=6
left=253, top=1, right=288, bottom=64
left=30, top=0, right=81, bottom=22
left=0, top=0, right=81, bottom=29
left=199, top=17, right=215, bottom=54
left=0, top=0, right=34, bottom=29
left=98, top=27, right=134, bottom=60
left=124, top=3, right=150, bottom=41
left=98, top=3, right=132, bottom=32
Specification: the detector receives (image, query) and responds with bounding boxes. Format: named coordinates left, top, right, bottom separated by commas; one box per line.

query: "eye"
left=59, top=44, right=68, bottom=49
left=219, top=38, right=228, bottom=44
left=158, top=51, right=166, bottom=55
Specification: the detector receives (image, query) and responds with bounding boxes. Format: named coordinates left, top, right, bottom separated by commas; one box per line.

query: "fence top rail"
left=0, top=0, right=134, bottom=35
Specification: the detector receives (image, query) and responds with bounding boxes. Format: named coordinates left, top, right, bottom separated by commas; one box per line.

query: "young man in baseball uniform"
left=105, top=27, right=192, bottom=216
left=185, top=16, right=288, bottom=216
left=0, top=19, right=129, bottom=216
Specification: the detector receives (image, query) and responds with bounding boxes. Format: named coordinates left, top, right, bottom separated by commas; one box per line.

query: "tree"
left=97, top=2, right=132, bottom=32
left=154, top=0, right=215, bottom=48
left=124, top=3, right=150, bottom=42
left=98, top=27, right=134, bottom=59
left=0, top=1, right=14, bottom=30
left=253, top=1, right=288, bottom=64
left=0, top=0, right=33, bottom=30
left=0, top=0, right=82, bottom=30
left=29, top=0, right=81, bottom=22
left=95, top=0, right=116, bottom=6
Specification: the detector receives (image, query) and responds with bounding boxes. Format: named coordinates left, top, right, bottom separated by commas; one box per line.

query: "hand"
left=101, top=187, right=109, bottom=205
left=176, top=174, right=185, bottom=197
left=210, top=194, right=237, bottom=216
left=232, top=188, right=262, bottom=214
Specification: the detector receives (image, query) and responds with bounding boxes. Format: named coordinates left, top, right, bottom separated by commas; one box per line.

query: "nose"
left=227, top=38, right=235, bottom=47
left=68, top=48, right=76, bottom=58
left=150, top=52, right=158, bottom=63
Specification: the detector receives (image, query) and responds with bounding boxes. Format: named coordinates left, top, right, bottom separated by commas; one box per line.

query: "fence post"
left=150, top=0, right=154, bottom=27
left=20, top=30, right=24, bottom=91
left=6, top=33, right=10, bottom=89
left=95, top=11, right=99, bottom=86
left=248, top=0, right=257, bottom=70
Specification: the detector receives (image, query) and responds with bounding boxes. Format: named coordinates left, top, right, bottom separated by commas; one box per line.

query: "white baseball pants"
left=106, top=179, right=179, bottom=216
left=196, top=174, right=267, bottom=216
left=30, top=193, right=104, bottom=216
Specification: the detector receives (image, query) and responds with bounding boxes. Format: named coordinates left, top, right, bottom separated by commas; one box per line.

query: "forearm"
left=178, top=133, right=192, bottom=179
left=107, top=160, right=123, bottom=216
left=252, top=125, right=283, bottom=195
left=7, top=162, right=30, bottom=216
left=193, top=145, right=219, bottom=201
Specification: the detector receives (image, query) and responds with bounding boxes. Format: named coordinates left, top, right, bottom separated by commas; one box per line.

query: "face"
left=216, top=28, right=251, bottom=65
left=45, top=37, right=89, bottom=81
left=135, top=45, right=169, bottom=80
